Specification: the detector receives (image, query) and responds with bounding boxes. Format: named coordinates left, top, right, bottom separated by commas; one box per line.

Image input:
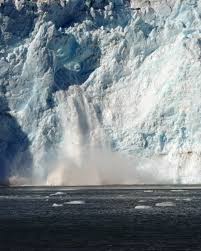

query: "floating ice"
left=175, top=197, right=192, bottom=202
left=50, top=192, right=65, bottom=196
left=135, top=205, right=152, bottom=210
left=155, top=202, right=175, bottom=207
left=170, top=190, right=185, bottom=192
left=64, top=200, right=85, bottom=205
left=52, top=203, right=63, bottom=207
left=183, top=198, right=192, bottom=201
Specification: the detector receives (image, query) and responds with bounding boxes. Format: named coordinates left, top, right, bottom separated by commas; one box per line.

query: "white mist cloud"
left=46, top=148, right=177, bottom=186
left=44, top=91, right=178, bottom=186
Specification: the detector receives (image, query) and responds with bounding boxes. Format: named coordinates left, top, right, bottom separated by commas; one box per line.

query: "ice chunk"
left=52, top=203, right=63, bottom=207
left=155, top=202, right=175, bottom=207
left=50, top=192, right=65, bottom=196
left=135, top=205, right=152, bottom=209
left=175, top=198, right=191, bottom=201
left=64, top=200, right=85, bottom=205
left=171, top=190, right=185, bottom=192
left=183, top=198, right=192, bottom=202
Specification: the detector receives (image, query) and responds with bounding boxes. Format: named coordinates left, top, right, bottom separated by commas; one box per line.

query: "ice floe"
left=50, top=192, right=65, bottom=196
left=155, top=202, right=175, bottom=207
left=135, top=205, right=152, bottom=210
left=52, top=203, right=63, bottom=207
left=64, top=200, right=85, bottom=205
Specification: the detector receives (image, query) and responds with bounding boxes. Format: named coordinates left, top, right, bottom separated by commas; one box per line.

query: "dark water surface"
left=0, top=186, right=201, bottom=251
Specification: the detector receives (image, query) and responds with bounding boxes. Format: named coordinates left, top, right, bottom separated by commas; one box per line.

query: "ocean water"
left=0, top=186, right=201, bottom=250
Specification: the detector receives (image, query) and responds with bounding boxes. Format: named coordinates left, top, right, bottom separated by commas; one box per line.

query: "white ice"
left=52, top=203, right=63, bottom=207
left=64, top=200, right=85, bottom=205
left=155, top=202, right=175, bottom=207
left=135, top=205, right=152, bottom=210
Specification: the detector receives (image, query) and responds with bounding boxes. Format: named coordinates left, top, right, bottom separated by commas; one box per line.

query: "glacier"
left=0, top=0, right=201, bottom=185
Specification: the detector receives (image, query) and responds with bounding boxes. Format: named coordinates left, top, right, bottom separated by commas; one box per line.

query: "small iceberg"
left=144, top=190, right=153, bottom=193
left=171, top=190, right=185, bottom=192
left=155, top=202, right=175, bottom=207
left=50, top=192, right=65, bottom=196
left=183, top=198, right=192, bottom=202
left=135, top=205, right=152, bottom=210
left=175, top=198, right=191, bottom=201
left=52, top=203, right=63, bottom=207
left=64, top=200, right=85, bottom=205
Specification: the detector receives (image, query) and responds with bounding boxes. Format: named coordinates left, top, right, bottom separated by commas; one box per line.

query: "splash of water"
left=44, top=89, right=178, bottom=186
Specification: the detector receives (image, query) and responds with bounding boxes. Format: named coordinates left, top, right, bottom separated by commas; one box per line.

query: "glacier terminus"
left=0, top=0, right=201, bottom=185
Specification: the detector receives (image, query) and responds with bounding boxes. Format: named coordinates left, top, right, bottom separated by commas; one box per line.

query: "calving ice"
left=0, top=0, right=201, bottom=185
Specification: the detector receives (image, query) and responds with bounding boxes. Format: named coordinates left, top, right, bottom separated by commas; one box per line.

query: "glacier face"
left=0, top=0, right=201, bottom=185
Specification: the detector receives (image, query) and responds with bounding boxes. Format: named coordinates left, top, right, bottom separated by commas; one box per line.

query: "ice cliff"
left=0, top=0, right=201, bottom=185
